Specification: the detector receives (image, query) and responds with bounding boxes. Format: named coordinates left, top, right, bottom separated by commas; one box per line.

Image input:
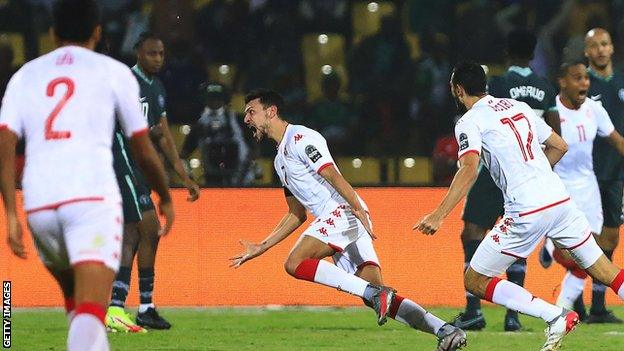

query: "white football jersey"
left=455, top=95, right=569, bottom=214
left=0, top=46, right=147, bottom=212
left=554, top=95, right=614, bottom=183
left=274, top=124, right=367, bottom=217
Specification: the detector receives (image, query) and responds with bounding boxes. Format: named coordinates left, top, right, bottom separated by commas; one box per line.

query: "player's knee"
left=284, top=257, right=302, bottom=277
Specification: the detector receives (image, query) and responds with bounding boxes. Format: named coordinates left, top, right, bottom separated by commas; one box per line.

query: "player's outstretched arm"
left=605, top=131, right=624, bottom=156
left=318, top=165, right=375, bottom=239
left=129, top=131, right=175, bottom=236
left=414, top=152, right=480, bottom=235
left=156, top=117, right=200, bottom=202
left=0, top=129, right=26, bottom=259
left=230, top=195, right=307, bottom=268
left=542, top=132, right=568, bottom=167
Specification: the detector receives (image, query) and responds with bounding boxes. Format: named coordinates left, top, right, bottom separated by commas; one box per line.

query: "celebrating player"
left=415, top=62, right=624, bottom=351
left=0, top=0, right=173, bottom=350
left=231, top=89, right=467, bottom=351
left=549, top=61, right=624, bottom=315
left=106, top=32, right=199, bottom=332
left=452, top=30, right=560, bottom=331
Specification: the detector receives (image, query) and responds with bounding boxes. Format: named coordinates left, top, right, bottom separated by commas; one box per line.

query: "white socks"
left=557, top=272, right=585, bottom=309
left=294, top=258, right=369, bottom=297
left=68, top=313, right=109, bottom=351
left=487, top=278, right=562, bottom=323
left=389, top=296, right=446, bottom=334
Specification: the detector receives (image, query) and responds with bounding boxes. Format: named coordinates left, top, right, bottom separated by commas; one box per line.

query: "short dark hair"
left=507, top=30, right=537, bottom=60
left=244, top=89, right=284, bottom=114
left=451, top=62, right=487, bottom=96
left=53, top=0, right=100, bottom=43
left=134, top=31, right=161, bottom=50
left=558, top=60, right=587, bottom=78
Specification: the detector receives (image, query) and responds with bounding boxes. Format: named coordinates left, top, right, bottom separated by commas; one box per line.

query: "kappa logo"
left=305, top=145, right=322, bottom=162
left=294, top=134, right=304, bottom=143
left=459, top=133, right=469, bottom=151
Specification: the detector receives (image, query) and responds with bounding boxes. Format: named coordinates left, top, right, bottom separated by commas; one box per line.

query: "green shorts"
left=462, top=167, right=504, bottom=229
left=598, top=180, right=623, bottom=228
left=117, top=171, right=154, bottom=224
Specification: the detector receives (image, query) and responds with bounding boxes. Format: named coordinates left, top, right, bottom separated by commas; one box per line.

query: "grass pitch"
left=10, top=306, right=624, bottom=350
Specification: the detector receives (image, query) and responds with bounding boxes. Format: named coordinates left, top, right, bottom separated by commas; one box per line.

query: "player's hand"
left=413, top=212, right=443, bottom=235
left=185, top=179, right=200, bottom=202
left=7, top=215, right=26, bottom=259
left=229, top=240, right=265, bottom=268
left=354, top=209, right=376, bottom=240
left=157, top=200, right=175, bottom=236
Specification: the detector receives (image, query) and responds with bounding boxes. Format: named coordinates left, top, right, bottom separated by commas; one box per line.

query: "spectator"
left=181, top=82, right=252, bottom=186
left=0, top=37, right=17, bottom=99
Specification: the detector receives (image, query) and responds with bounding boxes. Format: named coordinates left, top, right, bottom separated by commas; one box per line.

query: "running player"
left=550, top=61, right=624, bottom=314
left=106, top=32, right=199, bottom=332
left=415, top=62, right=624, bottom=351
left=230, top=89, right=467, bottom=351
left=583, top=27, right=624, bottom=323
left=453, top=30, right=560, bottom=331
left=0, top=1, right=173, bottom=350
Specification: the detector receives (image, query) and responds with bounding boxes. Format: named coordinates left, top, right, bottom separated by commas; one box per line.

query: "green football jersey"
left=131, top=65, right=167, bottom=128
left=589, top=69, right=624, bottom=181
left=488, top=66, right=557, bottom=117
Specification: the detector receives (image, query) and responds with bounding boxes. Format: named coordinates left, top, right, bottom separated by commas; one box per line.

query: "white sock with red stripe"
left=557, top=271, right=586, bottom=310
left=610, top=269, right=624, bottom=298
left=485, top=277, right=562, bottom=323
left=388, top=295, right=445, bottom=334
left=293, top=259, right=369, bottom=297
left=67, top=302, right=109, bottom=351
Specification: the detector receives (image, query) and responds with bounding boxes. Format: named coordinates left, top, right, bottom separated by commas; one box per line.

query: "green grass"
left=9, top=306, right=624, bottom=350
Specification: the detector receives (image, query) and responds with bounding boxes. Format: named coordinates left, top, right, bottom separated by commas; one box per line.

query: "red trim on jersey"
left=357, top=261, right=380, bottom=270
left=317, top=162, right=334, bottom=174
left=0, top=124, right=7, bottom=130
left=64, top=297, right=75, bottom=314
left=518, top=197, right=570, bottom=217
left=484, top=276, right=502, bottom=302
left=26, top=197, right=105, bottom=214
left=293, top=259, right=320, bottom=282
left=501, top=250, right=525, bottom=259
left=388, top=295, right=405, bottom=319
left=611, top=270, right=624, bottom=294
left=566, top=230, right=593, bottom=250
left=328, top=243, right=344, bottom=253
left=74, top=302, right=106, bottom=324
left=458, top=149, right=480, bottom=159
left=131, top=127, right=149, bottom=138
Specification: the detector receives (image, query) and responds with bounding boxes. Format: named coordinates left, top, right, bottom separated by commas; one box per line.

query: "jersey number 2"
left=500, top=113, right=534, bottom=161
left=45, top=77, right=74, bottom=140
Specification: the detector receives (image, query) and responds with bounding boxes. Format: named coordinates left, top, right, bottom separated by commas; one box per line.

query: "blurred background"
left=1, top=0, right=623, bottom=187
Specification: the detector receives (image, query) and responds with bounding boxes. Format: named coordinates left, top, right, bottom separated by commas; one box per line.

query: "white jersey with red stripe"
left=0, top=46, right=147, bottom=212
left=455, top=95, right=569, bottom=215
left=274, top=124, right=367, bottom=218
left=554, top=95, right=614, bottom=183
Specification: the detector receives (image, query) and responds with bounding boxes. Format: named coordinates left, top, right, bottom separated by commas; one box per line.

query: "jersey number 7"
left=500, top=113, right=535, bottom=162
left=45, top=77, right=74, bottom=140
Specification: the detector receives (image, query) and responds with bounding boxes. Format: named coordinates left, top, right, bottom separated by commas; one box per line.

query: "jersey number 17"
left=500, top=113, right=535, bottom=162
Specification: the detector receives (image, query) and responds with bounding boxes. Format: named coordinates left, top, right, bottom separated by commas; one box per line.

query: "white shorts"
left=471, top=199, right=603, bottom=277
left=565, top=179, right=603, bottom=234
left=27, top=198, right=123, bottom=272
left=302, top=205, right=380, bottom=273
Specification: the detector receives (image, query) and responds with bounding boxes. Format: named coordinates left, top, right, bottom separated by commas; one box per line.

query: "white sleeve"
left=0, top=71, right=24, bottom=137
left=112, top=64, right=148, bottom=137
left=455, top=117, right=481, bottom=159
left=532, top=111, right=553, bottom=143
left=294, top=131, right=336, bottom=173
left=594, top=103, right=615, bottom=137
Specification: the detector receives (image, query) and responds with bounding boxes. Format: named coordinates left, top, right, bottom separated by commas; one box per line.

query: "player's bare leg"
left=46, top=267, right=76, bottom=321
left=107, top=223, right=145, bottom=333
left=551, top=248, right=587, bottom=319
left=588, top=227, right=623, bottom=323
left=455, top=222, right=487, bottom=330
left=357, top=265, right=466, bottom=351
left=284, top=235, right=394, bottom=325
left=68, top=262, right=115, bottom=351
left=135, top=209, right=170, bottom=329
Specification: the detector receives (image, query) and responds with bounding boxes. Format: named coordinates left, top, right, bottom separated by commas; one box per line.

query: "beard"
left=454, top=95, right=468, bottom=114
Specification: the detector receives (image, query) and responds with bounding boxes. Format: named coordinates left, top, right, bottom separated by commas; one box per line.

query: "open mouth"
left=578, top=90, right=588, bottom=99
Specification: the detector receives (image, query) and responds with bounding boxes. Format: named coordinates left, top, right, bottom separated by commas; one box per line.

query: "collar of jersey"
left=587, top=67, right=613, bottom=82
left=508, top=65, right=532, bottom=77
left=277, top=124, right=291, bottom=150
left=132, top=65, right=154, bottom=85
